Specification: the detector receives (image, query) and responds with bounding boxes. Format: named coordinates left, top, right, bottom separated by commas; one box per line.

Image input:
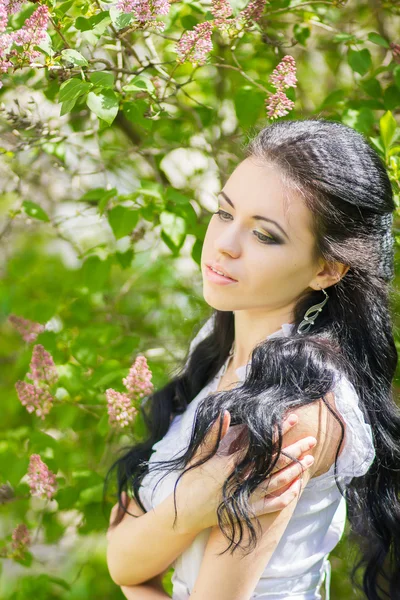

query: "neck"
left=230, top=311, right=293, bottom=370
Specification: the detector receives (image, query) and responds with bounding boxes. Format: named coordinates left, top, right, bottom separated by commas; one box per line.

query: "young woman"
left=105, top=118, right=400, bottom=600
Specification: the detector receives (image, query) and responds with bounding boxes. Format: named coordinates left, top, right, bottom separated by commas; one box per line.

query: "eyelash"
left=213, top=209, right=279, bottom=245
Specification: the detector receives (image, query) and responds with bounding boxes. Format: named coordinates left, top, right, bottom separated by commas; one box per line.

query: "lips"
left=206, top=262, right=237, bottom=281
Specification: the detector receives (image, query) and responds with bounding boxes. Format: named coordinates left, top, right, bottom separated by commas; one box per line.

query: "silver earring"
left=297, top=285, right=329, bottom=334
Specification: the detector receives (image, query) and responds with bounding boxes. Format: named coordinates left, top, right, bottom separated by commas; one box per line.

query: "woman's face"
left=201, top=157, right=322, bottom=314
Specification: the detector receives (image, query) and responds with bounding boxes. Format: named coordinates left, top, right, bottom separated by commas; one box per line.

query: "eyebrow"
left=218, top=191, right=289, bottom=241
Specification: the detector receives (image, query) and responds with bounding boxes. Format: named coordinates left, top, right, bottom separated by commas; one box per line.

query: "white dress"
left=139, top=318, right=376, bottom=599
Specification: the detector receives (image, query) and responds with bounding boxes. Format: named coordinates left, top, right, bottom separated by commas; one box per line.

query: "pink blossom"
left=15, top=380, right=54, bottom=419
left=269, top=55, right=297, bottom=91
left=210, top=0, right=232, bottom=20
left=390, top=42, right=400, bottom=64
left=175, top=20, right=214, bottom=66
left=27, top=454, right=57, bottom=500
left=265, top=90, right=295, bottom=119
left=4, top=0, right=23, bottom=15
left=116, top=0, right=169, bottom=26
left=106, top=388, right=138, bottom=429
left=11, top=523, right=31, bottom=555
left=13, top=5, right=50, bottom=60
left=26, top=344, right=58, bottom=386
left=0, top=2, right=7, bottom=33
left=239, top=0, right=267, bottom=24
left=122, top=354, right=154, bottom=401
left=8, top=314, right=45, bottom=343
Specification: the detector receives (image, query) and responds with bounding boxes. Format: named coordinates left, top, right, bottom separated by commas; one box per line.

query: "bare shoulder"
left=282, top=391, right=346, bottom=479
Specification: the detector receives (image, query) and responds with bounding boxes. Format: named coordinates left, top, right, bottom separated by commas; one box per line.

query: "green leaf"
left=319, top=89, right=345, bottom=109
left=22, top=201, right=50, bottom=222
left=360, top=78, right=382, bottom=99
left=78, top=502, right=106, bottom=533
left=59, top=78, right=92, bottom=103
left=383, top=85, right=400, bottom=111
left=43, top=512, right=66, bottom=544
left=367, top=32, right=390, bottom=48
left=61, top=49, right=89, bottom=67
left=108, top=205, right=139, bottom=239
left=160, top=212, right=186, bottom=251
left=333, top=33, right=356, bottom=43
left=380, top=111, right=397, bottom=149
left=115, top=248, right=134, bottom=269
left=78, top=187, right=117, bottom=205
left=394, top=65, right=400, bottom=91
left=388, top=145, right=400, bottom=158
left=122, top=75, right=155, bottom=93
left=60, top=97, right=77, bottom=116
left=109, top=6, right=135, bottom=29
left=234, top=86, right=265, bottom=128
left=75, top=11, right=111, bottom=34
left=122, top=99, right=154, bottom=131
left=165, top=188, right=192, bottom=205
left=293, top=23, right=310, bottom=46
left=89, top=71, right=115, bottom=88
left=97, top=411, right=109, bottom=436
left=56, top=0, right=75, bottom=16
left=347, top=48, right=372, bottom=76
left=86, top=90, right=119, bottom=125
left=79, top=483, right=104, bottom=505
left=81, top=256, right=112, bottom=292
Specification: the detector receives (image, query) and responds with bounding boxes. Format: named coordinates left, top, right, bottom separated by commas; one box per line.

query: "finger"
left=249, top=454, right=315, bottom=503
left=272, top=413, right=299, bottom=445
left=250, top=476, right=303, bottom=515
left=270, top=436, right=317, bottom=474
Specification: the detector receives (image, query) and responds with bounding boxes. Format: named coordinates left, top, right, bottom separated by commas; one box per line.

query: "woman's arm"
left=107, top=413, right=319, bottom=587
left=189, top=396, right=343, bottom=600
left=107, top=490, right=199, bottom=587
left=121, top=579, right=171, bottom=599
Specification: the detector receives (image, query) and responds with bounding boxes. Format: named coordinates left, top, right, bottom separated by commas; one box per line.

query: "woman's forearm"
left=121, top=582, right=171, bottom=599
left=107, top=491, right=199, bottom=586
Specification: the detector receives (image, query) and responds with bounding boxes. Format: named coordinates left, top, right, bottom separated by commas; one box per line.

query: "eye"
left=213, top=210, right=278, bottom=245
left=213, top=209, right=232, bottom=221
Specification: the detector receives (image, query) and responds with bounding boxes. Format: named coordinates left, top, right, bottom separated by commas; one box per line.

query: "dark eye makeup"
left=212, top=209, right=282, bottom=245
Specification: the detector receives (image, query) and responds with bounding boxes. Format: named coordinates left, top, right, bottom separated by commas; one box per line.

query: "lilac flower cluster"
left=239, top=0, right=267, bottom=25
left=175, top=0, right=268, bottom=66
left=116, top=0, right=170, bottom=32
left=8, top=314, right=45, bottom=343
left=15, top=344, right=58, bottom=420
left=27, top=344, right=58, bottom=386
left=106, top=354, right=154, bottom=430
left=11, top=523, right=31, bottom=557
left=106, top=388, right=138, bottom=429
left=175, top=20, right=214, bottom=67
left=266, top=55, right=297, bottom=119
left=0, top=3, right=50, bottom=88
left=210, top=0, right=233, bottom=20
left=27, top=454, right=57, bottom=500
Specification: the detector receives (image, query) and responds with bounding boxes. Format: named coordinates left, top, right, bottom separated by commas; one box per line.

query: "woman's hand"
left=174, top=411, right=317, bottom=535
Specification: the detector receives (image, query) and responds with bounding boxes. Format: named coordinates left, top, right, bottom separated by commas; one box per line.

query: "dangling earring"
left=297, top=285, right=329, bottom=334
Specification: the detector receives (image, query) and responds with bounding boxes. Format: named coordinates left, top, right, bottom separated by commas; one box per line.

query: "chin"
left=202, top=287, right=237, bottom=312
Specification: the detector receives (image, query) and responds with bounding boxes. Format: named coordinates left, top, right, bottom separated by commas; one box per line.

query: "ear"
left=313, top=259, right=350, bottom=289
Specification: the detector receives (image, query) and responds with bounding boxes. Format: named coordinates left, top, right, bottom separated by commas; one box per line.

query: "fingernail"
left=288, top=414, right=298, bottom=425
left=303, top=455, right=314, bottom=466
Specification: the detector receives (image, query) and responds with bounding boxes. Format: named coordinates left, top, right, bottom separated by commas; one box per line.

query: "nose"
left=215, top=228, right=241, bottom=258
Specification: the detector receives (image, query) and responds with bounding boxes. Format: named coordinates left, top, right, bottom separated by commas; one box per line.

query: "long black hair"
left=103, top=118, right=400, bottom=600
